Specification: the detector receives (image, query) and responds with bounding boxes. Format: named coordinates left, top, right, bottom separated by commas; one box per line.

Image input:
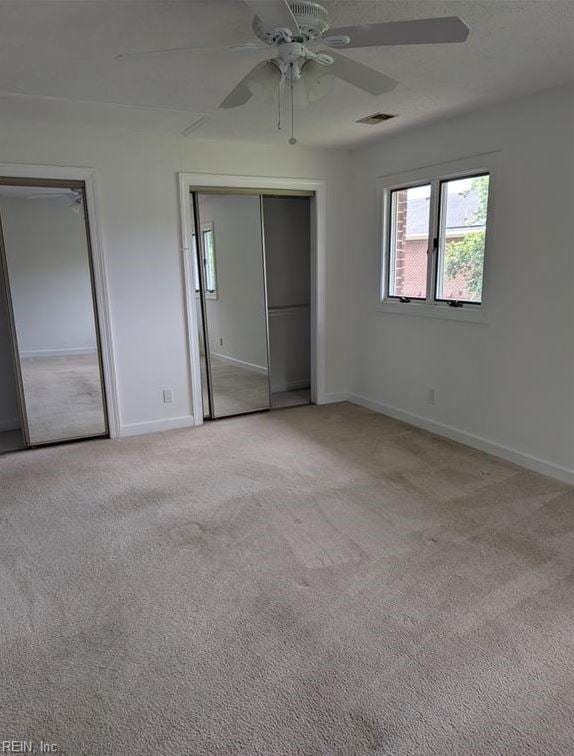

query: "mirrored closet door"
left=0, top=179, right=108, bottom=447
left=192, top=191, right=271, bottom=419
left=191, top=187, right=313, bottom=422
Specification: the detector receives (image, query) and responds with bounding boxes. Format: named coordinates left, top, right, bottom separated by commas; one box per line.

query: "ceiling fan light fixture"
left=244, top=59, right=332, bottom=109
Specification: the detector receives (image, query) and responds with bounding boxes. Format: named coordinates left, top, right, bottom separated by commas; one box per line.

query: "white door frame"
left=178, top=172, right=327, bottom=426
left=0, top=162, right=120, bottom=438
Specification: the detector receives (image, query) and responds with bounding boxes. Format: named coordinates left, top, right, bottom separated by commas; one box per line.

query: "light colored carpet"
left=20, top=353, right=107, bottom=445
left=200, top=354, right=310, bottom=416
left=201, top=353, right=270, bottom=417
left=1, top=403, right=573, bottom=754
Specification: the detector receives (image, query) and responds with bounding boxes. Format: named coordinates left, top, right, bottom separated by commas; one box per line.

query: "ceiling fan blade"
left=219, top=61, right=278, bottom=109
left=328, top=52, right=397, bottom=95
left=246, top=61, right=282, bottom=104
left=115, top=42, right=261, bottom=62
left=243, top=0, right=299, bottom=35
left=325, top=17, right=470, bottom=48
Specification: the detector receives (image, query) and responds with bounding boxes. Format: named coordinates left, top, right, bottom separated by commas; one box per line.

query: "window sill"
left=377, top=300, right=489, bottom=324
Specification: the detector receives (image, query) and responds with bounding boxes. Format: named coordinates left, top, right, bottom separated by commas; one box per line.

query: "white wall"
left=0, top=196, right=97, bottom=356
left=0, top=118, right=352, bottom=434
left=349, top=84, right=574, bottom=480
left=264, top=197, right=311, bottom=393
left=1, top=84, right=569, bottom=481
left=200, top=193, right=268, bottom=370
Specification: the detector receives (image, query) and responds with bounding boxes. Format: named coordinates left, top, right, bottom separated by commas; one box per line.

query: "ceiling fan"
left=116, top=0, right=469, bottom=142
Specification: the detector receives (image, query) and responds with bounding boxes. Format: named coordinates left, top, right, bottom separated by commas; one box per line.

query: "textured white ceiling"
left=0, top=0, right=572, bottom=147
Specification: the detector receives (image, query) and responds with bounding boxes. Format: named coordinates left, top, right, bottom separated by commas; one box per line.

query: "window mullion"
left=386, top=190, right=396, bottom=299
left=426, top=178, right=440, bottom=304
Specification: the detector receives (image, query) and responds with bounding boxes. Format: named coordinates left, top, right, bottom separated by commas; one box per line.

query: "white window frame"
left=192, top=220, right=218, bottom=300
left=377, top=152, right=500, bottom=323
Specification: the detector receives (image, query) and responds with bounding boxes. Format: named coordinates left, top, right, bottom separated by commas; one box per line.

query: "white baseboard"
left=20, top=347, right=98, bottom=359
left=210, top=352, right=267, bottom=375
left=320, top=391, right=349, bottom=405
left=348, top=392, right=574, bottom=485
left=119, top=414, right=195, bottom=438
left=0, top=417, right=21, bottom=433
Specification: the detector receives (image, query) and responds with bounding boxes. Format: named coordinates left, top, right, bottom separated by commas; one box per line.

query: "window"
left=381, top=157, right=494, bottom=316
left=192, top=222, right=217, bottom=299
left=435, top=175, right=489, bottom=304
left=387, top=183, right=431, bottom=300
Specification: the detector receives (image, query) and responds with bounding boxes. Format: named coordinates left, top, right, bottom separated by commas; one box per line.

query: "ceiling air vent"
left=356, top=113, right=396, bottom=126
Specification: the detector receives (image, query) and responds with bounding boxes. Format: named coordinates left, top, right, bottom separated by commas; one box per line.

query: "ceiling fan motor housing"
left=253, top=1, right=329, bottom=44
left=289, top=1, right=329, bottom=39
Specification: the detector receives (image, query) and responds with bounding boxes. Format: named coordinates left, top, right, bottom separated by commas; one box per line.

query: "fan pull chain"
left=289, top=63, right=297, bottom=145
left=277, top=77, right=282, bottom=131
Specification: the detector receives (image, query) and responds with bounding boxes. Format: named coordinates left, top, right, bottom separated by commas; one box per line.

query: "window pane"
left=436, top=174, right=490, bottom=303
left=192, top=234, right=200, bottom=291
left=388, top=184, right=431, bottom=299
left=202, top=229, right=217, bottom=294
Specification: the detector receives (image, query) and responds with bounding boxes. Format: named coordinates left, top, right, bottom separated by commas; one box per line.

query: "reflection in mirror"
left=0, top=184, right=107, bottom=446
left=0, top=275, right=24, bottom=453
left=190, top=198, right=212, bottom=419
left=196, top=193, right=270, bottom=418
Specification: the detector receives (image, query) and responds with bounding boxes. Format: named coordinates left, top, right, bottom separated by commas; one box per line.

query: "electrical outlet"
left=162, top=389, right=173, bottom=403
left=428, top=388, right=437, bottom=406
left=219, top=337, right=223, bottom=347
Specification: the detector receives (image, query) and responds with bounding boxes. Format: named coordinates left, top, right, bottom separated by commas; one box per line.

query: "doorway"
left=190, top=188, right=313, bottom=420
left=0, top=178, right=110, bottom=450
